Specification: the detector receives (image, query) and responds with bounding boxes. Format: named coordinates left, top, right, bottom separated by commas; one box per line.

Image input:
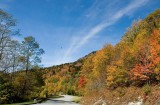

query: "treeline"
left=40, top=51, right=96, bottom=97
left=0, top=9, right=44, bottom=103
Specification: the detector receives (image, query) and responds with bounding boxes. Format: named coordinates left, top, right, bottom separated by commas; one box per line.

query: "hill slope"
left=42, top=9, right=160, bottom=105
left=41, top=51, right=96, bottom=95
left=80, top=9, right=160, bottom=105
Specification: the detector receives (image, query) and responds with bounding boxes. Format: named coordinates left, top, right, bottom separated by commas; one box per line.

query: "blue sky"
left=0, top=0, right=160, bottom=67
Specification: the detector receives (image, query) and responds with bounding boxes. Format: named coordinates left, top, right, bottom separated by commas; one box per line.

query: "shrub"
left=143, top=84, right=151, bottom=95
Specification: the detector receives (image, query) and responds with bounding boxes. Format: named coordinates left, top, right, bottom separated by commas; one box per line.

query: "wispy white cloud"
left=62, top=0, right=149, bottom=62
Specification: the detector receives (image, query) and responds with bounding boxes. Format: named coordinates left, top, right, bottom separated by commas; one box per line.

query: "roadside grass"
left=82, top=84, right=160, bottom=105
left=72, top=96, right=82, bottom=103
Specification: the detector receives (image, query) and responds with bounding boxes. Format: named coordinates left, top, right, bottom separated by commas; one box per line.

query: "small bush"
left=143, top=84, right=151, bottom=95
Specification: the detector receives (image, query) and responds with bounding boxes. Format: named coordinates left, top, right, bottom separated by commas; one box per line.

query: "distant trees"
left=41, top=62, right=82, bottom=97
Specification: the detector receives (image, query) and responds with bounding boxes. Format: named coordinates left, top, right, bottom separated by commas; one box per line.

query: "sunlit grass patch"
left=72, top=96, right=82, bottom=103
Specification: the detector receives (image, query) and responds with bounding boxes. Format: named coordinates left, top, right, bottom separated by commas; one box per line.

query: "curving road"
left=33, top=95, right=81, bottom=105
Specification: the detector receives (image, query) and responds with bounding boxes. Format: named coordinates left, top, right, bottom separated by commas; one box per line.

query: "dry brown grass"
left=143, top=85, right=160, bottom=105
left=81, top=84, right=160, bottom=105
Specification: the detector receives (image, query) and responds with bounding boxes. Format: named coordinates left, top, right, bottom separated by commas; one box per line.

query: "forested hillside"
left=41, top=9, right=160, bottom=104
left=0, top=8, right=160, bottom=104
left=80, top=9, right=160, bottom=105
left=40, top=51, right=96, bottom=96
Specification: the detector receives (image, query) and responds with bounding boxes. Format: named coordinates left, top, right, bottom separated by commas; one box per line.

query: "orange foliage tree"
left=78, top=76, right=87, bottom=88
left=130, top=29, right=160, bottom=84
left=149, top=29, right=160, bottom=80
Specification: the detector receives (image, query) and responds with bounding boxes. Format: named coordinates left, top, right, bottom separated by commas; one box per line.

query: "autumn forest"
left=0, top=8, right=160, bottom=105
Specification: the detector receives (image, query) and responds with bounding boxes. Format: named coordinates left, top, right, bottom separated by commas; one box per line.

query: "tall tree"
left=19, top=36, right=44, bottom=74
left=0, top=9, right=18, bottom=72
left=0, top=10, right=17, bottom=60
left=87, top=44, right=114, bottom=91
